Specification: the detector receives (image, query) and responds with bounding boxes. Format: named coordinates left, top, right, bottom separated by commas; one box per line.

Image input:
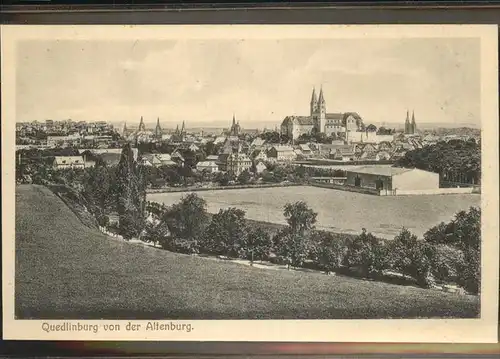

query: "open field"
left=148, top=186, right=480, bottom=239
left=14, top=184, right=479, bottom=319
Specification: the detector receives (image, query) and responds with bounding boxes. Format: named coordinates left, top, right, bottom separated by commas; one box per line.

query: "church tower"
left=138, top=116, right=146, bottom=132
left=310, top=87, right=318, bottom=116
left=411, top=110, right=417, bottom=134
left=317, top=86, right=326, bottom=133
left=230, top=113, right=241, bottom=137
left=155, top=117, right=162, bottom=139
left=404, top=110, right=410, bottom=134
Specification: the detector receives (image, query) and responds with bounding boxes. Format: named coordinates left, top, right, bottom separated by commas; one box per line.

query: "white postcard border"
left=2, top=24, right=499, bottom=342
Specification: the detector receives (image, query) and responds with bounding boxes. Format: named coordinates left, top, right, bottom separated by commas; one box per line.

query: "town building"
left=217, top=152, right=252, bottom=175
left=250, top=149, right=268, bottom=162
left=267, top=145, right=297, bottom=162
left=196, top=160, right=219, bottom=173
left=345, top=166, right=439, bottom=195
left=330, top=145, right=356, bottom=161
left=280, top=87, right=365, bottom=142
left=254, top=161, right=268, bottom=174
left=52, top=156, right=86, bottom=170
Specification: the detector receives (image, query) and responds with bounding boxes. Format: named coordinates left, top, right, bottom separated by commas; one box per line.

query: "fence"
left=146, top=182, right=301, bottom=194
left=294, top=159, right=396, bottom=166
left=308, top=181, right=380, bottom=195
left=386, top=188, right=476, bottom=196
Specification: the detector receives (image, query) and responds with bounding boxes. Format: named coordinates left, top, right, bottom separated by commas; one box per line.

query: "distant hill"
left=373, top=122, right=480, bottom=131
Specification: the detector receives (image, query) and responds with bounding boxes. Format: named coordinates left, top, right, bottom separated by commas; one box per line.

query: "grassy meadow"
left=148, top=186, right=480, bottom=239
left=14, top=184, right=479, bottom=319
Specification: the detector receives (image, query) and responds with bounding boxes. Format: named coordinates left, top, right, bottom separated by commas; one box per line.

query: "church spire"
left=155, top=117, right=162, bottom=138
left=138, top=116, right=146, bottom=132
left=181, top=120, right=185, bottom=134
left=310, top=87, right=318, bottom=104
left=318, top=85, right=325, bottom=104
left=411, top=110, right=416, bottom=134
left=404, top=110, right=410, bottom=134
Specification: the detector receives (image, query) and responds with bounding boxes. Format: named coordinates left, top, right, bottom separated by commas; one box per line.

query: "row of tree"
left=143, top=194, right=481, bottom=294
left=394, top=139, right=481, bottom=184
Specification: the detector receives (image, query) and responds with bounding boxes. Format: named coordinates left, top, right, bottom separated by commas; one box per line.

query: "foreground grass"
left=15, top=185, right=479, bottom=319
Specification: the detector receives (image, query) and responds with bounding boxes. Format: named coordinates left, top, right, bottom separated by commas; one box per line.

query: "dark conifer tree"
left=115, top=143, right=146, bottom=240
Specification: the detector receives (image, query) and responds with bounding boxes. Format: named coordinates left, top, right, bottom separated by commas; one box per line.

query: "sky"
left=16, top=38, right=481, bottom=129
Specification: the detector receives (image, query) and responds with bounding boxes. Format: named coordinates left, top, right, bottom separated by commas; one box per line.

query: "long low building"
left=345, top=166, right=440, bottom=195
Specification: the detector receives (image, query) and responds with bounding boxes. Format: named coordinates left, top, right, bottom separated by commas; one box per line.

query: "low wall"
left=146, top=182, right=300, bottom=194
left=383, top=187, right=476, bottom=196
left=309, top=182, right=380, bottom=195
left=294, top=159, right=395, bottom=166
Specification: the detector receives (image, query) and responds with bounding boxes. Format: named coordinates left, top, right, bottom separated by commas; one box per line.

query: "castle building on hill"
left=404, top=110, right=417, bottom=135
left=280, top=86, right=365, bottom=142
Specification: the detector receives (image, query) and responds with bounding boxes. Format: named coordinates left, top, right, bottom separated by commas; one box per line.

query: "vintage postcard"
left=2, top=25, right=499, bottom=342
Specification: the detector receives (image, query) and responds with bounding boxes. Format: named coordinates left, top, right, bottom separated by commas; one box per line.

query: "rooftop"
left=346, top=166, right=416, bottom=177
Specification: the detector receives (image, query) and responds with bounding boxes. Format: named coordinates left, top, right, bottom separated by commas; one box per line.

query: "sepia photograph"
left=2, top=25, right=498, bottom=342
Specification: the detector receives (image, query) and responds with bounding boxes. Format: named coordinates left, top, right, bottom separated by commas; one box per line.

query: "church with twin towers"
left=280, top=86, right=365, bottom=141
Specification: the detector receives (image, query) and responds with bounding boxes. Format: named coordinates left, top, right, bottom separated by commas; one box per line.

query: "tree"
left=201, top=207, right=249, bottom=257
left=214, top=171, right=234, bottom=186
left=283, top=201, right=317, bottom=236
left=164, top=193, right=209, bottom=243
left=423, top=207, right=480, bottom=294
left=423, top=221, right=450, bottom=245
left=237, top=169, right=252, bottom=185
left=394, top=140, right=481, bottom=185
left=238, top=227, right=273, bottom=264
left=143, top=220, right=171, bottom=248
left=115, top=143, right=146, bottom=240
left=82, top=163, right=115, bottom=216
left=387, top=228, right=436, bottom=287
left=311, top=231, right=348, bottom=274
left=273, top=227, right=310, bottom=269
left=431, top=244, right=466, bottom=284
left=260, top=131, right=281, bottom=143
left=344, top=229, right=388, bottom=278
left=366, top=124, right=377, bottom=132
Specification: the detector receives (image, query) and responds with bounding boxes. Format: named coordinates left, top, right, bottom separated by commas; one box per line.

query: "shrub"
left=387, top=228, right=436, bottom=288
left=172, top=239, right=200, bottom=255
left=344, top=229, right=388, bottom=278
left=201, top=207, right=248, bottom=257
left=310, top=231, right=348, bottom=274
left=431, top=244, right=466, bottom=283
left=163, top=193, right=209, bottom=242
left=238, top=227, right=273, bottom=263
left=273, top=227, right=310, bottom=269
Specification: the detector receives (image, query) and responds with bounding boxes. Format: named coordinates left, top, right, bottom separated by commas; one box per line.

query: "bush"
left=344, top=229, right=388, bottom=278
left=172, top=239, right=200, bottom=255
left=273, top=227, right=310, bottom=269
left=458, top=246, right=480, bottom=294
left=238, top=227, right=273, bottom=262
left=97, top=213, right=110, bottom=228
left=201, top=207, right=248, bottom=257
left=387, top=228, right=436, bottom=288
left=431, top=244, right=466, bottom=283
left=310, top=231, right=348, bottom=274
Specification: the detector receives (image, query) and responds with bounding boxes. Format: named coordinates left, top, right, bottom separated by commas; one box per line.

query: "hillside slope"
left=15, top=185, right=479, bottom=319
